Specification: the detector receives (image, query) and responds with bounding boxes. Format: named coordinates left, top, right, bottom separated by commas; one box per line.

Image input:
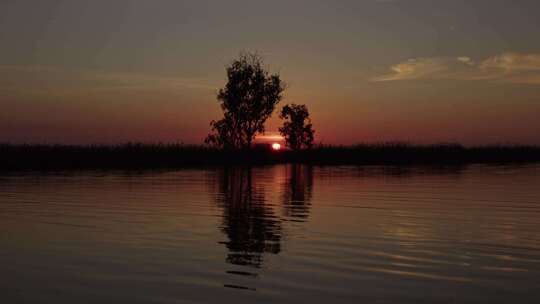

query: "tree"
left=205, top=52, right=285, bottom=149
left=279, top=104, right=315, bottom=150
left=204, top=117, right=236, bottom=149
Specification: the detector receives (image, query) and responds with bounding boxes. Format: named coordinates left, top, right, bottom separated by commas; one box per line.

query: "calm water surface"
left=1, top=164, right=539, bottom=303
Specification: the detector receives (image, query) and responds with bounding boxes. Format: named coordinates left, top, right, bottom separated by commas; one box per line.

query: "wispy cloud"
left=372, top=58, right=455, bottom=81
left=480, top=53, right=540, bottom=71
left=0, top=65, right=217, bottom=97
left=373, top=52, right=540, bottom=85
left=92, top=71, right=217, bottom=91
left=457, top=57, right=474, bottom=66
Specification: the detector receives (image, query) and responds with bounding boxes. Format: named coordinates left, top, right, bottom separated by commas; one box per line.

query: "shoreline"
left=1, top=143, right=539, bottom=170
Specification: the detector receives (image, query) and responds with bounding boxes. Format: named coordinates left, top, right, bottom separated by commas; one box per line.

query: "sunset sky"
left=2, top=0, right=540, bottom=145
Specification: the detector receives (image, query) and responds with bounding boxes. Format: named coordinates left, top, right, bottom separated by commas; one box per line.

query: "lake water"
left=1, top=164, right=539, bottom=303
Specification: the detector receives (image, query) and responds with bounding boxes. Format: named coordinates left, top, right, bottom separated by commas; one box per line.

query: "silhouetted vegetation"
left=279, top=104, right=315, bottom=150
left=1, top=142, right=539, bottom=170
left=205, top=52, right=284, bottom=149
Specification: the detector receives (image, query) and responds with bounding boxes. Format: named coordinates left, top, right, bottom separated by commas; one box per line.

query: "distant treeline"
left=0, top=143, right=539, bottom=170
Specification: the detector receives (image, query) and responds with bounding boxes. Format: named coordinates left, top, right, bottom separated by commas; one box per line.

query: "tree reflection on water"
left=215, top=167, right=281, bottom=268
left=214, top=165, right=314, bottom=269
left=282, top=164, right=313, bottom=221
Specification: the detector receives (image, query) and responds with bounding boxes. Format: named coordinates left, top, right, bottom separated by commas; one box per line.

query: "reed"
left=1, top=142, right=538, bottom=170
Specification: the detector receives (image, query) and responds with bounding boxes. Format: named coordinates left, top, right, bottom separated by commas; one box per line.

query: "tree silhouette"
left=205, top=53, right=285, bottom=149
left=204, top=118, right=236, bottom=149
left=279, top=104, right=315, bottom=150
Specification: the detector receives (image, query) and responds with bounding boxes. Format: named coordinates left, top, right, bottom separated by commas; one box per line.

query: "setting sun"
left=272, top=143, right=281, bottom=151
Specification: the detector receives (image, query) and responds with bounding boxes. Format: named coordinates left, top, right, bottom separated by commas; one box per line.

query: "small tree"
left=205, top=52, right=284, bottom=149
left=279, top=104, right=315, bottom=150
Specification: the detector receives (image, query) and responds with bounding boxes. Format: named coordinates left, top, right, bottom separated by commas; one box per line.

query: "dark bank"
left=1, top=143, right=539, bottom=170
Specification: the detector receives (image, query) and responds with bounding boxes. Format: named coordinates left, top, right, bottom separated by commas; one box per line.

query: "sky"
left=1, top=0, right=540, bottom=145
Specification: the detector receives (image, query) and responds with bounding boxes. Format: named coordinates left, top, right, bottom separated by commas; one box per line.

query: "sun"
left=272, top=143, right=281, bottom=151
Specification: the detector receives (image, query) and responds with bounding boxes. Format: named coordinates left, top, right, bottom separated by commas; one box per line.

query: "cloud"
left=372, top=57, right=474, bottom=82
left=0, top=65, right=217, bottom=97
left=373, top=52, right=540, bottom=85
left=480, top=53, right=540, bottom=71
left=457, top=57, right=474, bottom=66
left=501, top=74, right=540, bottom=85
left=93, top=71, right=217, bottom=91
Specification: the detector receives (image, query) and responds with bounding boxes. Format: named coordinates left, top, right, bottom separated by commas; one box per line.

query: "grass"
left=0, top=142, right=539, bottom=170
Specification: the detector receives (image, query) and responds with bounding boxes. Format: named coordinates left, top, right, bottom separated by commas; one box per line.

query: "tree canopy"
left=205, top=53, right=284, bottom=149
left=279, top=104, right=315, bottom=150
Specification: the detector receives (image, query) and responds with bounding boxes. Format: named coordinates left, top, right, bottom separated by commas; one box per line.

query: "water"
left=1, top=164, right=539, bottom=303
